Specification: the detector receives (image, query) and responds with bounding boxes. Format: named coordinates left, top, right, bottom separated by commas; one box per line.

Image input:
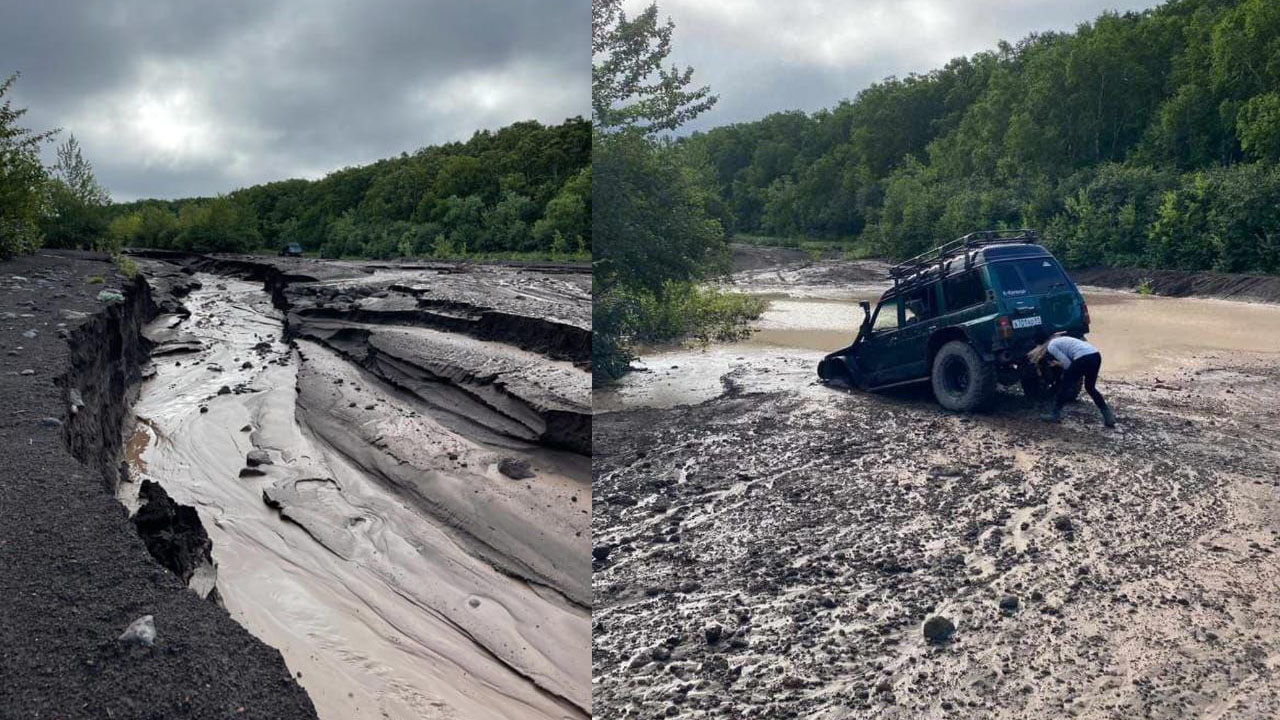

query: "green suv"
left=817, top=230, right=1090, bottom=411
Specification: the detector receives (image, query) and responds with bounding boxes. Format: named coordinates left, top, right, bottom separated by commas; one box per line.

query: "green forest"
left=106, top=117, right=590, bottom=260
left=2, top=75, right=589, bottom=261
left=679, top=0, right=1280, bottom=273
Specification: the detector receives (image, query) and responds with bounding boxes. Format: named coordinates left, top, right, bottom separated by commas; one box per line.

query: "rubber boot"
left=1041, top=406, right=1062, bottom=423
left=1099, top=402, right=1116, bottom=428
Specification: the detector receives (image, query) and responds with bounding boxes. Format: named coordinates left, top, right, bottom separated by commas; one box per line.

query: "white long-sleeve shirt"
left=1046, top=336, right=1098, bottom=370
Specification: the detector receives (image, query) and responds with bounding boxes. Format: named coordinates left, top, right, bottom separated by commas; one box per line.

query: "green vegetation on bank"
left=592, top=0, right=763, bottom=384
left=679, top=0, right=1280, bottom=274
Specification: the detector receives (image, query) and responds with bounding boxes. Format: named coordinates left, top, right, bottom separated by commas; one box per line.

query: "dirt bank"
left=593, top=253, right=1280, bottom=719
left=1072, top=266, right=1280, bottom=304
left=0, top=251, right=316, bottom=719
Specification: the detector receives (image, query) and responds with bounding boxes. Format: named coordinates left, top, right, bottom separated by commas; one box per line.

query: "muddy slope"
left=0, top=251, right=315, bottom=719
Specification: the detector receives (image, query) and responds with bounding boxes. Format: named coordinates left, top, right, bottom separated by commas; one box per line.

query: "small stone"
left=245, top=450, right=272, bottom=467
left=498, top=458, right=535, bottom=480
left=923, top=615, right=955, bottom=645
left=999, top=595, right=1019, bottom=613
left=592, top=545, right=613, bottom=562
left=468, top=598, right=481, bottom=609
left=240, top=425, right=253, bottom=432
left=199, top=406, right=209, bottom=414
left=21, top=329, right=37, bottom=339
left=217, top=385, right=231, bottom=395
left=704, top=623, right=723, bottom=645
left=20, top=369, right=34, bottom=376
left=207, top=364, right=223, bottom=372
left=239, top=467, right=267, bottom=478
left=39, top=417, right=62, bottom=428
left=118, top=614, right=156, bottom=647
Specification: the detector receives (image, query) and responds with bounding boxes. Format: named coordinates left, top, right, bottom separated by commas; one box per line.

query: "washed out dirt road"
left=592, top=247, right=1280, bottom=719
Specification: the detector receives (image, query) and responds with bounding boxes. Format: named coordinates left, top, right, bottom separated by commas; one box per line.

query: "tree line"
left=2, top=72, right=589, bottom=261
left=107, top=117, right=590, bottom=259
left=677, top=0, right=1280, bottom=273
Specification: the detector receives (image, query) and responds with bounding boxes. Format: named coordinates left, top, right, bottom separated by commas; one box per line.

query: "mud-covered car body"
left=817, top=230, right=1090, bottom=410
left=279, top=242, right=303, bottom=257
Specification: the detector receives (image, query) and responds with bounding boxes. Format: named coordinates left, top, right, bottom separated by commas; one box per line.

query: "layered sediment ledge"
left=0, top=250, right=316, bottom=719
left=118, top=253, right=592, bottom=718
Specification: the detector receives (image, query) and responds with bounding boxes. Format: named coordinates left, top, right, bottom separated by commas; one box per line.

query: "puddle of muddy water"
left=120, top=275, right=588, bottom=720
left=597, top=287, right=1280, bottom=412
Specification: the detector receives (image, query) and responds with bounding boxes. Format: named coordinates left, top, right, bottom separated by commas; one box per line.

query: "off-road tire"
left=818, top=356, right=855, bottom=387
left=931, top=340, right=996, bottom=412
left=1020, top=364, right=1047, bottom=400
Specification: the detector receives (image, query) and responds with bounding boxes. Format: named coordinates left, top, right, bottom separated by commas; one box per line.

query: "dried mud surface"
left=592, top=249, right=1280, bottom=719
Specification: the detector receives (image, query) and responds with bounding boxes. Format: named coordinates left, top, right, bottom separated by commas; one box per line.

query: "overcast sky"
left=1, top=0, right=587, bottom=201
left=623, top=0, right=1165, bottom=134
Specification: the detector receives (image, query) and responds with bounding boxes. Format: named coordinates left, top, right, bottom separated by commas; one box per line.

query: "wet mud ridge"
left=0, top=251, right=316, bottom=719
left=118, top=254, right=591, bottom=719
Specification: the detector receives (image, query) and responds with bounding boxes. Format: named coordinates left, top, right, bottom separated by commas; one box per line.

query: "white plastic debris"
left=118, top=614, right=156, bottom=647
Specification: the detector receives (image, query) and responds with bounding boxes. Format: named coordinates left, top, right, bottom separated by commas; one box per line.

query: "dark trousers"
left=1056, top=352, right=1107, bottom=412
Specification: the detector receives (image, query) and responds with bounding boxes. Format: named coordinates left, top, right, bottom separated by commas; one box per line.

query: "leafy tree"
left=592, top=0, right=716, bottom=134
left=0, top=73, right=56, bottom=257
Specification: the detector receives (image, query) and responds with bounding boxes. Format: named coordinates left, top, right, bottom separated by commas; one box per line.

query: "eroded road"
left=592, top=251, right=1280, bottom=719
left=123, top=263, right=590, bottom=720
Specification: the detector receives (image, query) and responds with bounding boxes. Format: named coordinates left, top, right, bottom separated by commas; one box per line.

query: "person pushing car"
left=1028, top=330, right=1116, bottom=427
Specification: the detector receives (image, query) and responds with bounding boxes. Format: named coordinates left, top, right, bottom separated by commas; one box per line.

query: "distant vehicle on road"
left=279, top=242, right=303, bottom=257
left=817, top=230, right=1090, bottom=411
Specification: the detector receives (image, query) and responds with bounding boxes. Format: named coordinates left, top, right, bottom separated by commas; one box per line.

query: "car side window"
left=943, top=270, right=985, bottom=311
left=902, top=285, right=936, bottom=325
left=871, top=299, right=899, bottom=331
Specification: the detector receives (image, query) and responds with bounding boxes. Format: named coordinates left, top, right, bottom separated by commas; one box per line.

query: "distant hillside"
left=106, top=117, right=590, bottom=259
left=681, top=0, right=1280, bottom=274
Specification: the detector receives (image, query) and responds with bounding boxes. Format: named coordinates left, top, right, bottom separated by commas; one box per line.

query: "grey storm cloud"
left=1, top=0, right=588, bottom=200
left=622, top=0, right=1165, bottom=133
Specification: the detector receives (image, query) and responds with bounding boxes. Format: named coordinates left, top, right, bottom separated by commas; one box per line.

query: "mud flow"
left=122, top=273, right=589, bottom=720
left=593, top=252, right=1280, bottom=719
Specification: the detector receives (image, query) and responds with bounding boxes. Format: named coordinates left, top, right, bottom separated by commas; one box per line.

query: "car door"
left=881, top=284, right=938, bottom=383
left=854, top=297, right=902, bottom=385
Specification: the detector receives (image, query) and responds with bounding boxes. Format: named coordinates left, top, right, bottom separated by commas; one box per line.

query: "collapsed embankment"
left=116, top=253, right=591, bottom=718
left=0, top=250, right=316, bottom=719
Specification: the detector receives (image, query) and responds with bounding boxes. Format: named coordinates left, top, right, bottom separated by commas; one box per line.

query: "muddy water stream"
left=120, top=276, right=588, bottom=720
left=595, top=288, right=1280, bottom=411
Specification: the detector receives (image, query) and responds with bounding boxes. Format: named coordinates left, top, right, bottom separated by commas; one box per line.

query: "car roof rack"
left=888, top=229, right=1039, bottom=287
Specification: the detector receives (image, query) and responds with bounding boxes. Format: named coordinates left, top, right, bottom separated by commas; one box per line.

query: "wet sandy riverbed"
left=121, top=275, right=588, bottom=720
left=596, top=287, right=1280, bottom=412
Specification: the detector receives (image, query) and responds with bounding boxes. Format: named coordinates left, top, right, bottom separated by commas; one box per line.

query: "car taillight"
left=996, top=316, right=1013, bottom=340
left=1081, top=301, right=1090, bottom=328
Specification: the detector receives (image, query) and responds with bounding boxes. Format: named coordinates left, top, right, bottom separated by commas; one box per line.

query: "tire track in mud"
left=592, top=355, right=1280, bottom=719
left=121, top=269, right=590, bottom=720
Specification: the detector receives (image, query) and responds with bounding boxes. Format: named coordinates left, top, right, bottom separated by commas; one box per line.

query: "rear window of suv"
left=991, top=258, right=1070, bottom=297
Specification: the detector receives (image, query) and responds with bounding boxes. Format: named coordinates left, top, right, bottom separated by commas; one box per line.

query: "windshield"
left=991, top=258, right=1070, bottom=298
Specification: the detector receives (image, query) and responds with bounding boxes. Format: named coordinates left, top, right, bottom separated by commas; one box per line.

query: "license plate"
left=1011, top=316, right=1042, bottom=329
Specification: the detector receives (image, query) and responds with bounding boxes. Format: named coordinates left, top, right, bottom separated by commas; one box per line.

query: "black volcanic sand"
left=0, top=251, right=315, bottom=719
